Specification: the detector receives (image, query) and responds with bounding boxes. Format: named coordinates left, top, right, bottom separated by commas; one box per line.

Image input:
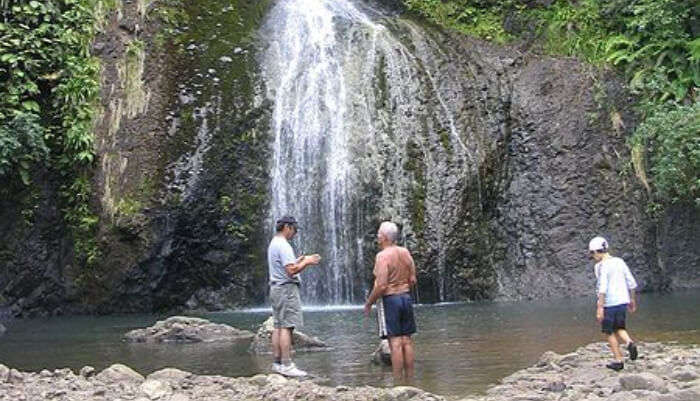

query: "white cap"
left=588, top=236, right=608, bottom=252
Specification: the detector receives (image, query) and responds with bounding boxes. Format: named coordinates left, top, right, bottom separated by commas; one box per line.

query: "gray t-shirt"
left=267, top=235, right=299, bottom=285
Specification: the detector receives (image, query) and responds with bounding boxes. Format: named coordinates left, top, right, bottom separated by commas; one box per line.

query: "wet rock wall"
left=0, top=0, right=698, bottom=316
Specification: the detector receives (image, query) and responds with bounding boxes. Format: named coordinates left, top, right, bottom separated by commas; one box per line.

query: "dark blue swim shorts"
left=380, top=292, right=417, bottom=338
left=601, top=303, right=627, bottom=334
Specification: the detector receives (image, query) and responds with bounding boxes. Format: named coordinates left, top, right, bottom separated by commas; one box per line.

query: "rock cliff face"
left=0, top=0, right=698, bottom=316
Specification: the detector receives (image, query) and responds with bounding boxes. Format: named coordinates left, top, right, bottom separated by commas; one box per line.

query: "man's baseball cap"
left=276, top=215, right=299, bottom=228
left=588, top=236, right=608, bottom=252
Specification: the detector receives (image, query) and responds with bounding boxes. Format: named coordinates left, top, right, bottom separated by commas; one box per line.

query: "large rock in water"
left=372, top=339, right=392, bottom=366
left=249, top=317, right=331, bottom=354
left=123, top=316, right=254, bottom=343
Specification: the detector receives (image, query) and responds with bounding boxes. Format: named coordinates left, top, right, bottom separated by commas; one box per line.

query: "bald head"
left=378, top=221, right=399, bottom=244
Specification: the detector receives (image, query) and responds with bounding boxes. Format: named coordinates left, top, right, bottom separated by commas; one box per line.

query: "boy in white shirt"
left=589, top=236, right=640, bottom=371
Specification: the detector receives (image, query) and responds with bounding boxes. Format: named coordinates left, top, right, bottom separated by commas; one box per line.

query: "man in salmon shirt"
left=364, top=221, right=418, bottom=381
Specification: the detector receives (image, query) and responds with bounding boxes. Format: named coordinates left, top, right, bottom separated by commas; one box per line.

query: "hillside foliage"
left=1, top=0, right=104, bottom=265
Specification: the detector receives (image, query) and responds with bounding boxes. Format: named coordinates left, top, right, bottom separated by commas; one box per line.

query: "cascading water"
left=262, top=0, right=480, bottom=304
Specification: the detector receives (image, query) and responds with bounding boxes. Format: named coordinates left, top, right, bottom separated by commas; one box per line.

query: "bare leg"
left=402, top=336, right=415, bottom=381
left=617, top=329, right=633, bottom=345
left=389, top=336, right=405, bottom=380
left=607, top=333, right=623, bottom=361
left=279, top=327, right=293, bottom=363
left=272, top=328, right=281, bottom=362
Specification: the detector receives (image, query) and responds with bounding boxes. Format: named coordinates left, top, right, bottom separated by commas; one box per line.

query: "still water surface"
left=1, top=290, right=699, bottom=399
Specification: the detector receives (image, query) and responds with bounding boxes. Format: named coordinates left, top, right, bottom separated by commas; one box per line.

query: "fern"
left=688, top=38, right=700, bottom=62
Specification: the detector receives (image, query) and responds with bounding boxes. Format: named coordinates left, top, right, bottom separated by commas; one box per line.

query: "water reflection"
left=0, top=290, right=698, bottom=399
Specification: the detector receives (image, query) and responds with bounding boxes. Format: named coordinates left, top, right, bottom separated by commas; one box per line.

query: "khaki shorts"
left=270, top=284, right=303, bottom=329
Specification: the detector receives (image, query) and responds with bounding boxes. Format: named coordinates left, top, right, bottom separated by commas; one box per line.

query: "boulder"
left=384, top=386, right=439, bottom=401
left=140, top=379, right=172, bottom=399
left=123, top=316, right=254, bottom=343
left=147, top=368, right=191, bottom=384
left=95, top=364, right=145, bottom=384
left=8, top=368, right=23, bottom=383
left=372, top=339, right=392, bottom=366
left=80, top=366, right=96, bottom=378
left=650, top=386, right=700, bottom=401
left=620, top=373, right=668, bottom=393
left=0, top=364, right=8, bottom=382
left=671, top=367, right=699, bottom=382
left=537, top=350, right=563, bottom=367
left=249, top=317, right=331, bottom=354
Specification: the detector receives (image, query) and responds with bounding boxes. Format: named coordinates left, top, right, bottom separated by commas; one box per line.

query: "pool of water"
left=1, top=290, right=699, bottom=399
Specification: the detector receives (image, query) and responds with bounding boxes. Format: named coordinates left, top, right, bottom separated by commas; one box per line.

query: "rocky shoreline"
left=0, top=342, right=698, bottom=401
left=464, top=342, right=700, bottom=401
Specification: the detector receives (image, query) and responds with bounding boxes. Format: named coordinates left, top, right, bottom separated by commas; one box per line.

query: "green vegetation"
left=404, top=0, right=513, bottom=42
left=404, top=0, right=699, bottom=208
left=1, top=0, right=105, bottom=266
left=0, top=113, right=47, bottom=185
left=630, top=102, right=700, bottom=207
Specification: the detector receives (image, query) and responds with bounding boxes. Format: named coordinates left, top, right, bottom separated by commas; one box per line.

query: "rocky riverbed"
left=463, top=342, right=700, bottom=401
left=0, top=342, right=697, bottom=401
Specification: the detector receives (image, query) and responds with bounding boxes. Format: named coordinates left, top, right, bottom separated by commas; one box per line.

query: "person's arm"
left=596, top=293, right=605, bottom=323
left=285, top=254, right=321, bottom=277
left=596, top=265, right=608, bottom=323
left=408, top=252, right=417, bottom=288
left=623, top=262, right=638, bottom=312
left=628, top=289, right=637, bottom=312
left=364, top=255, right=388, bottom=316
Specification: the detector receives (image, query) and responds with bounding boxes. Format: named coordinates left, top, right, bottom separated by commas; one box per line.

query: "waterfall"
left=262, top=0, right=476, bottom=304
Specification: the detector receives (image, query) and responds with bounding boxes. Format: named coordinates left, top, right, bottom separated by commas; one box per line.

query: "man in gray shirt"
left=268, top=215, right=320, bottom=377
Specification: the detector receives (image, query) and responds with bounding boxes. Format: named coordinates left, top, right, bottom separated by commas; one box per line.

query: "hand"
left=364, top=303, right=372, bottom=317
left=596, top=306, right=604, bottom=323
left=306, top=254, right=321, bottom=265
left=628, top=300, right=637, bottom=313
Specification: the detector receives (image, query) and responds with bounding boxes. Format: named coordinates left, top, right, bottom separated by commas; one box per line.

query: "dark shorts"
left=380, top=292, right=416, bottom=338
left=601, top=304, right=627, bottom=334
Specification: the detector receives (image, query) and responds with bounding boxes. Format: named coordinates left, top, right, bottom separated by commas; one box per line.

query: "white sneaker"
left=271, top=362, right=283, bottom=373
left=278, top=362, right=308, bottom=377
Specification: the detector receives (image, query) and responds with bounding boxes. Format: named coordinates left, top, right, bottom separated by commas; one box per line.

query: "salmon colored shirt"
left=373, top=245, right=417, bottom=296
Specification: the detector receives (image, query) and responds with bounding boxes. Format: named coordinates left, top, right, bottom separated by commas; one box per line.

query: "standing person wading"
left=590, top=236, right=640, bottom=371
left=364, top=221, right=418, bottom=382
left=268, top=216, right=321, bottom=377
